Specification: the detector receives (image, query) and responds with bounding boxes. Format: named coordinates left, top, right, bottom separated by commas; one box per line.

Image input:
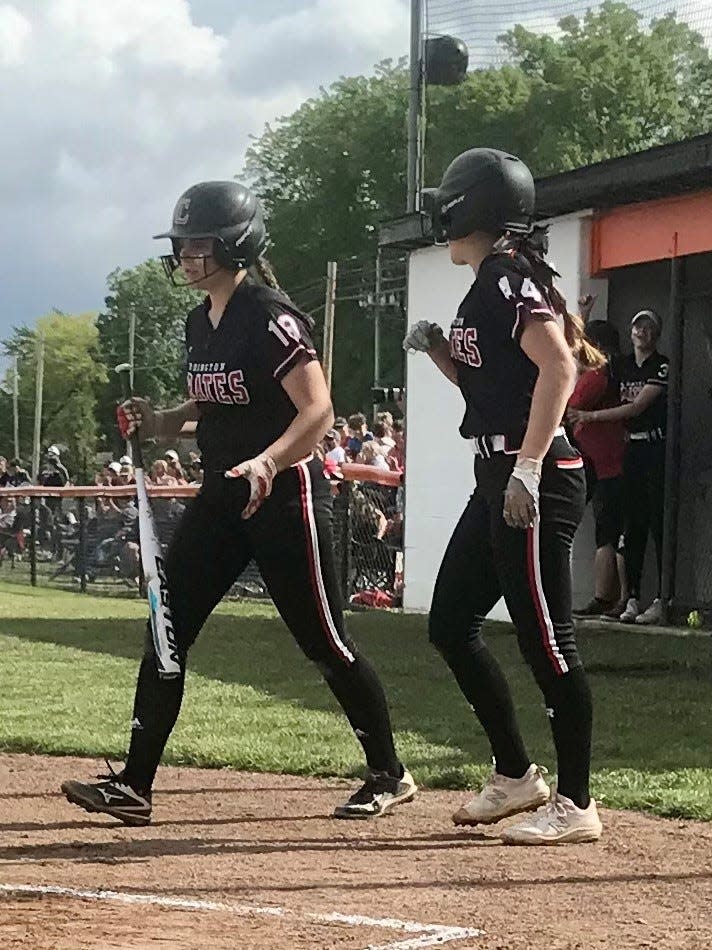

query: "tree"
left=244, top=3, right=712, bottom=409
left=245, top=62, right=411, bottom=414
left=3, top=312, right=108, bottom=480
left=96, top=260, right=201, bottom=451
left=497, top=1, right=712, bottom=173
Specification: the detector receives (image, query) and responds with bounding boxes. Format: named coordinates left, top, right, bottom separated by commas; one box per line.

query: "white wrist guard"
left=512, top=458, right=542, bottom=498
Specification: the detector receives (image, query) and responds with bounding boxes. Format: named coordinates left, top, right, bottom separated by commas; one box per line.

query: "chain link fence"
left=0, top=469, right=404, bottom=609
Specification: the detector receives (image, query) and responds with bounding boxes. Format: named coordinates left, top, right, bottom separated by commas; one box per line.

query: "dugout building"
left=381, top=133, right=712, bottom=620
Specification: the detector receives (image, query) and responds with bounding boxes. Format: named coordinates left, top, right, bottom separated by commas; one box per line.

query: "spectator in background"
left=388, top=419, right=405, bottom=473
left=374, top=410, right=394, bottom=433
left=568, top=321, right=628, bottom=618
left=95, top=462, right=116, bottom=517
left=324, top=428, right=346, bottom=465
left=7, top=458, right=31, bottom=486
left=164, top=449, right=187, bottom=485
left=188, top=459, right=203, bottom=487
left=149, top=459, right=177, bottom=486
left=359, top=440, right=390, bottom=472
left=333, top=416, right=349, bottom=444
left=38, top=445, right=69, bottom=555
left=0, top=496, right=23, bottom=563
left=569, top=309, right=669, bottom=625
left=0, top=495, right=16, bottom=531
left=39, top=445, right=69, bottom=491
left=118, top=462, right=136, bottom=485
left=351, top=484, right=388, bottom=541
left=0, top=456, right=8, bottom=487
left=96, top=461, right=112, bottom=485
left=346, top=412, right=373, bottom=460
left=372, top=421, right=396, bottom=455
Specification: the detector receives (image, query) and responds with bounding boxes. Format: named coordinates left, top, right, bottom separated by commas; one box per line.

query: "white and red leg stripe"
left=526, top=519, right=569, bottom=676
left=296, top=462, right=355, bottom=665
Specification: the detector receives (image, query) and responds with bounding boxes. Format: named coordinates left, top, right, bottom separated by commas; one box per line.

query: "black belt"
left=629, top=428, right=665, bottom=442
left=469, top=426, right=566, bottom=459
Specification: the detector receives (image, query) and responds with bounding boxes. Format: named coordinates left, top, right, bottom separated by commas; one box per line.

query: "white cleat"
left=618, top=598, right=640, bottom=624
left=635, top=598, right=663, bottom=625
left=452, top=764, right=550, bottom=826
left=501, top=787, right=602, bottom=845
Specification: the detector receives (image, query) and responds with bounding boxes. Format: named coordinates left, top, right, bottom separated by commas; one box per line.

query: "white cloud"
left=0, top=4, right=31, bottom=66
left=45, top=0, right=226, bottom=73
left=226, top=0, right=407, bottom=93
left=0, top=0, right=408, bottom=335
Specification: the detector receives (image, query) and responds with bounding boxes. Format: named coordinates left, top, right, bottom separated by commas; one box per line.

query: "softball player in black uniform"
left=405, top=148, right=603, bottom=844
left=62, top=181, right=415, bottom=824
left=570, top=309, right=668, bottom=624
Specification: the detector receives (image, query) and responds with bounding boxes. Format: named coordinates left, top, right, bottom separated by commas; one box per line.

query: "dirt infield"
left=1, top=755, right=711, bottom=949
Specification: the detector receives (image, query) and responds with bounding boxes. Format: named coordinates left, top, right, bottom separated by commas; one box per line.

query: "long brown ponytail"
left=250, top=256, right=281, bottom=290
left=495, top=228, right=606, bottom=370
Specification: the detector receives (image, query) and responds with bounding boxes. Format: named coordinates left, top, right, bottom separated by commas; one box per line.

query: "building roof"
left=380, top=133, right=712, bottom=250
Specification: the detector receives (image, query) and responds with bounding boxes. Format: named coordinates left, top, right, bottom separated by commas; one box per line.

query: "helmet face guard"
left=158, top=235, right=250, bottom=287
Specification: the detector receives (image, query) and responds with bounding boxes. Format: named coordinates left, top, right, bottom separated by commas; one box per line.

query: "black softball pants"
left=429, top=436, right=593, bottom=807
left=123, top=458, right=401, bottom=791
left=622, top=440, right=665, bottom=600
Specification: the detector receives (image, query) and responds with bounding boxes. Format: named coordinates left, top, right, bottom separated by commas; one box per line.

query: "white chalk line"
left=0, top=883, right=483, bottom=949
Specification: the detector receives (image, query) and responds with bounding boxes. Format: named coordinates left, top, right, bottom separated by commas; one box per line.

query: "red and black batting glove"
left=225, top=454, right=278, bottom=519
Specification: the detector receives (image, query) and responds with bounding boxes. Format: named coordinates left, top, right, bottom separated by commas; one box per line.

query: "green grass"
left=0, top=580, right=710, bottom=819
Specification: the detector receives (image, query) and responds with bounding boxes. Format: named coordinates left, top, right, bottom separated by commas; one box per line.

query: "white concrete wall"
left=403, top=245, right=480, bottom=613
left=403, top=212, right=609, bottom=614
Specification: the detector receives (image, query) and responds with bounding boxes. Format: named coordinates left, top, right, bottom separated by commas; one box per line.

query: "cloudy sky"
left=3, top=0, right=709, bottom=350
left=0, top=0, right=410, bottom=342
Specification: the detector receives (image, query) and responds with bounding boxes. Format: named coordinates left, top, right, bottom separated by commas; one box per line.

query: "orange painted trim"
left=591, top=189, right=712, bottom=274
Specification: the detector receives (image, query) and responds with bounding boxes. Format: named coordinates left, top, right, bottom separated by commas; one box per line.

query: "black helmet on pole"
left=422, top=148, right=535, bottom=242
left=154, top=181, right=268, bottom=276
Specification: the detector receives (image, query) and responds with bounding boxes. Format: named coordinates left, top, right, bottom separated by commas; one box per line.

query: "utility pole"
left=12, top=355, right=19, bottom=459
left=31, top=333, right=45, bottom=481
left=322, top=261, right=338, bottom=392
left=373, top=249, right=382, bottom=421
left=128, top=311, right=136, bottom=391
left=407, top=0, right=423, bottom=212
left=127, top=310, right=136, bottom=459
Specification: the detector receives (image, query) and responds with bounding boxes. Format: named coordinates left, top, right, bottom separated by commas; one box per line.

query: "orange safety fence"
left=0, top=465, right=401, bottom=498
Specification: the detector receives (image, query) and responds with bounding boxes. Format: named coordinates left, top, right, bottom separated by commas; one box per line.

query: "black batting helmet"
left=154, top=181, right=268, bottom=273
left=423, top=148, right=535, bottom=242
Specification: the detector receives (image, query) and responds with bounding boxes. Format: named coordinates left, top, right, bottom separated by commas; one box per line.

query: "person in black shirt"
left=7, top=458, right=31, bottom=487
left=62, top=181, right=415, bottom=825
left=405, top=148, right=604, bottom=844
left=37, top=445, right=70, bottom=556
left=569, top=309, right=668, bottom=624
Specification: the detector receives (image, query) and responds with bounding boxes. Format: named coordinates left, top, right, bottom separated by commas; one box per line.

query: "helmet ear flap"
left=212, top=237, right=238, bottom=270
left=420, top=188, right=448, bottom=244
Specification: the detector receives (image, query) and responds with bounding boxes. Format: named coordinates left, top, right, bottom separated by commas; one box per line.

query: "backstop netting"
left=425, top=1, right=712, bottom=69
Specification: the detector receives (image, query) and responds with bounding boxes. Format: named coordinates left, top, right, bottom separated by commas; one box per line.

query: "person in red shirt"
left=568, top=320, right=628, bottom=617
